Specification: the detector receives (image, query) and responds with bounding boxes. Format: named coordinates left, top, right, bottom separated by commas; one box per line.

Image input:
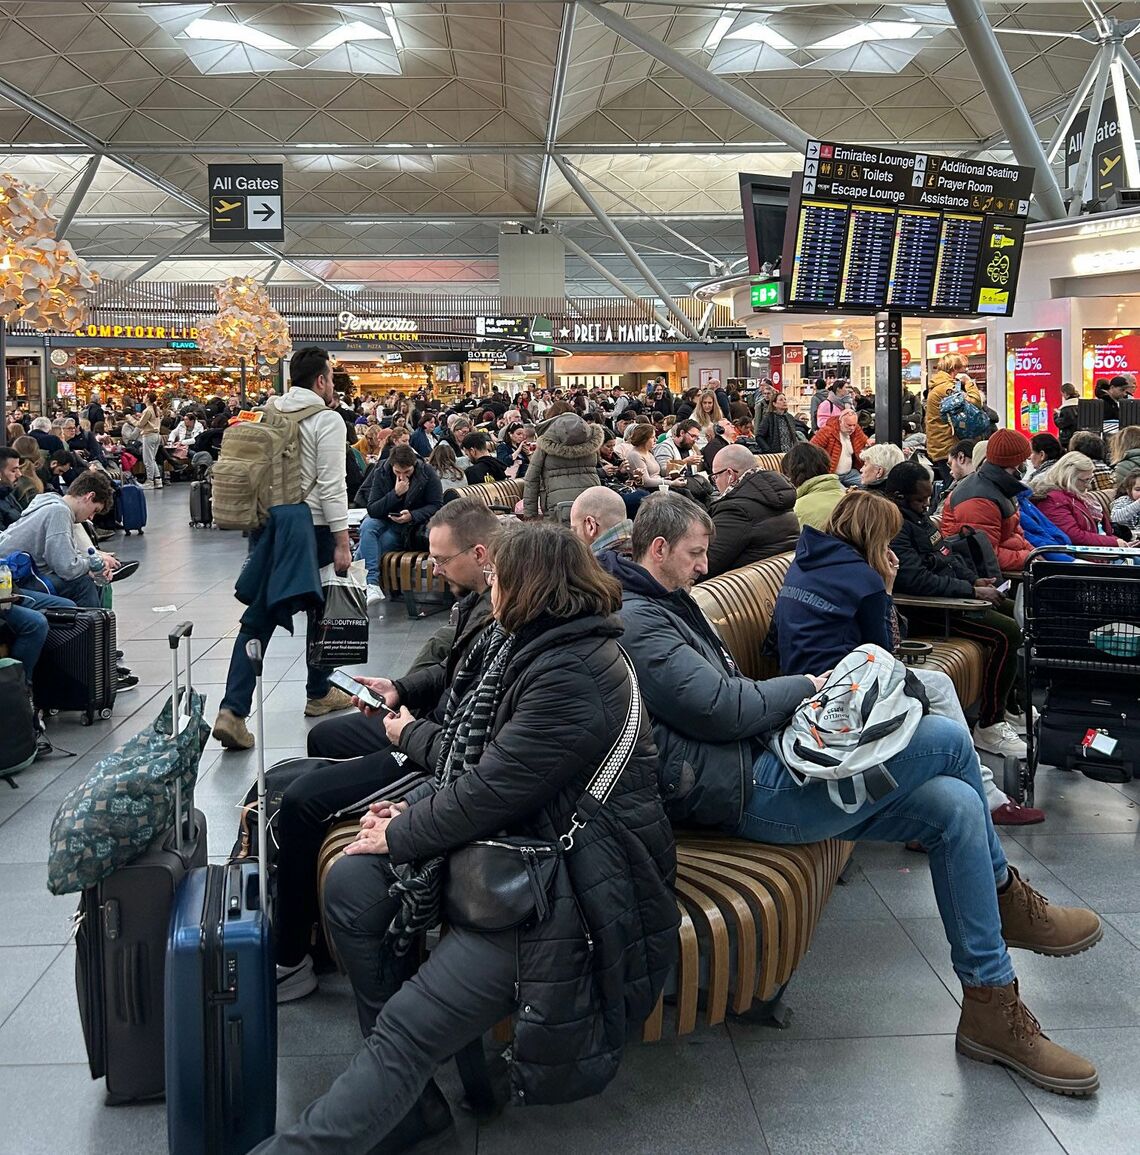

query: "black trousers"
left=307, top=709, right=392, bottom=760
left=274, top=747, right=409, bottom=966
left=254, top=856, right=516, bottom=1155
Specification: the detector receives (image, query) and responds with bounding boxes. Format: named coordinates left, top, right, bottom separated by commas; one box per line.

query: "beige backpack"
left=211, top=398, right=327, bottom=531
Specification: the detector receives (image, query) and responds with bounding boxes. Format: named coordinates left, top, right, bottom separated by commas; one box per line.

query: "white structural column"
left=576, top=0, right=809, bottom=153
left=1110, top=42, right=1140, bottom=187
left=55, top=154, right=101, bottom=239
left=553, top=156, right=702, bottom=339
left=944, top=0, right=1068, bottom=219
left=122, top=222, right=210, bottom=285
left=1066, top=43, right=1114, bottom=215
left=535, top=2, right=576, bottom=227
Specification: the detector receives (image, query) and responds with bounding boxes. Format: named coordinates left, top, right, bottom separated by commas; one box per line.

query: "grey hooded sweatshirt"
left=0, top=492, right=87, bottom=581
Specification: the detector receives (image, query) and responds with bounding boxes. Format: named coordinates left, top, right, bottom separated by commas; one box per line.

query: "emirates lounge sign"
left=337, top=313, right=419, bottom=342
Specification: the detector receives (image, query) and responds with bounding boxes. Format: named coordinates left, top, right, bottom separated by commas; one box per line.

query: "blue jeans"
left=354, top=517, right=406, bottom=587
left=16, top=588, right=77, bottom=612
left=220, top=526, right=335, bottom=717
left=39, top=573, right=101, bottom=608
left=738, top=715, right=1014, bottom=989
left=1, top=605, right=49, bottom=684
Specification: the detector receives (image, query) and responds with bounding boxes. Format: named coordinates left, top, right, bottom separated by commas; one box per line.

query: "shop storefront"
left=924, top=329, right=988, bottom=392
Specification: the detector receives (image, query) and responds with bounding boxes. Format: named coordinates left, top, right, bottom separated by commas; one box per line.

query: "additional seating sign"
left=208, top=164, right=285, bottom=243
left=783, top=141, right=1034, bottom=317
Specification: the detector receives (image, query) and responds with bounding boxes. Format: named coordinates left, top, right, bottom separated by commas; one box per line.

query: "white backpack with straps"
left=772, top=644, right=929, bottom=814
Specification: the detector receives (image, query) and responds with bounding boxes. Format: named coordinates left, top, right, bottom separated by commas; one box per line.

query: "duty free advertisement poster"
left=1082, top=329, right=1140, bottom=396
left=1004, top=330, right=1062, bottom=437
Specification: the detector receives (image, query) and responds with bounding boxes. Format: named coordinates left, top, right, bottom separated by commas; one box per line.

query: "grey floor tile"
left=1105, top=912, right=1140, bottom=949
left=727, top=918, right=962, bottom=1042
left=899, top=916, right=1140, bottom=1029
left=0, top=946, right=61, bottom=1029
left=0, top=863, right=77, bottom=946
left=1016, top=1027, right=1140, bottom=1155
left=1011, top=770, right=1140, bottom=837
left=0, top=947, right=87, bottom=1065
left=479, top=1036, right=768, bottom=1155
left=0, top=1063, right=167, bottom=1155
left=1007, top=833, right=1140, bottom=913
left=815, top=863, right=893, bottom=922
left=734, top=1034, right=1065, bottom=1155
left=277, top=974, right=365, bottom=1058
left=0, top=800, right=66, bottom=865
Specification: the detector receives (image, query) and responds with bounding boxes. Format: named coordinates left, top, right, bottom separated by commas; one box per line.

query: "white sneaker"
left=151, top=478, right=163, bottom=489
left=276, top=955, right=317, bottom=1003
left=974, top=721, right=1028, bottom=759
left=1004, top=707, right=1039, bottom=736
left=366, top=584, right=386, bottom=614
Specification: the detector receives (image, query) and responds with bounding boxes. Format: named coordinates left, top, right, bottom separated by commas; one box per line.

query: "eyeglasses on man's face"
left=710, top=467, right=736, bottom=481
left=428, top=545, right=475, bottom=570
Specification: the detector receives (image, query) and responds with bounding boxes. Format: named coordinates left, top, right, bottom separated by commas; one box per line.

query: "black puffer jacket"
left=355, top=457, right=443, bottom=535
left=385, top=613, right=677, bottom=1105
left=890, top=504, right=978, bottom=599
left=706, top=468, right=800, bottom=577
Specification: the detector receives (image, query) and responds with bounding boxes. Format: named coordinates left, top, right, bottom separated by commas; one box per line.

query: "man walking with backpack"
left=212, top=347, right=355, bottom=751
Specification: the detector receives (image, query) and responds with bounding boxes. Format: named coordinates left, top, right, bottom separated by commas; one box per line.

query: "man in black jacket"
left=706, top=444, right=799, bottom=577
left=271, top=502, right=500, bottom=1006
left=353, top=445, right=442, bottom=610
left=0, top=448, right=24, bottom=529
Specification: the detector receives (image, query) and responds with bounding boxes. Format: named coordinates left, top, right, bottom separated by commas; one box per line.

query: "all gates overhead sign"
left=208, top=164, right=285, bottom=243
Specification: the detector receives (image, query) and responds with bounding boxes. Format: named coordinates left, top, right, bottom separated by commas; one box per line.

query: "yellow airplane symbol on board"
left=213, top=198, right=241, bottom=216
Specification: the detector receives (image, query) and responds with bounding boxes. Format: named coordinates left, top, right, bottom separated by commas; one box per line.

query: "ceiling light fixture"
left=810, top=21, right=920, bottom=51
left=309, top=21, right=391, bottom=52
left=182, top=18, right=295, bottom=52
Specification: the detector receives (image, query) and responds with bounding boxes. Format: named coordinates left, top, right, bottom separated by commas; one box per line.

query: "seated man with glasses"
left=270, top=500, right=500, bottom=1004
left=705, top=443, right=800, bottom=578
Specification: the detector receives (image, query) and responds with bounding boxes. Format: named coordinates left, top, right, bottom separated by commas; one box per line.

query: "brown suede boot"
left=999, top=865, right=1103, bottom=956
left=957, top=981, right=1098, bottom=1096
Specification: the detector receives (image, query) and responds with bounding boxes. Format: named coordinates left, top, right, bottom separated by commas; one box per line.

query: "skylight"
left=724, top=24, right=796, bottom=51
left=182, top=18, right=295, bottom=51
left=309, top=21, right=391, bottom=52
left=810, top=21, right=920, bottom=51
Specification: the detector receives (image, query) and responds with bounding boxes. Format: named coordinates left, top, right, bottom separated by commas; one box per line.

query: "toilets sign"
left=208, top=164, right=285, bottom=242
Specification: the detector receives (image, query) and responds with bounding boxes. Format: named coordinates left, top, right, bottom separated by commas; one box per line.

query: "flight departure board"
left=839, top=204, right=895, bottom=309
left=772, top=140, right=1033, bottom=317
left=789, top=199, right=847, bottom=307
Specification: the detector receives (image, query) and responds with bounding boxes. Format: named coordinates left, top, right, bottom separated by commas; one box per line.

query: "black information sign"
left=804, top=140, right=1033, bottom=215
left=973, top=215, right=1027, bottom=316
left=208, top=164, right=285, bottom=243
left=886, top=209, right=940, bottom=310
left=839, top=204, right=895, bottom=309
left=475, top=317, right=530, bottom=339
left=932, top=213, right=985, bottom=313
left=789, top=199, right=847, bottom=307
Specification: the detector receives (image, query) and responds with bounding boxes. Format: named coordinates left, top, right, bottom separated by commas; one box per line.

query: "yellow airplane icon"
left=213, top=198, right=241, bottom=217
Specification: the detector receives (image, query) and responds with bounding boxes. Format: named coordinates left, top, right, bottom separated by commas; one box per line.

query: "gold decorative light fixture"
left=0, top=172, right=100, bottom=442
left=196, top=276, right=291, bottom=361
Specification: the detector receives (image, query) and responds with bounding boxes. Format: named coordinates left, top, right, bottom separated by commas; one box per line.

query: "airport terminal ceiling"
left=0, top=1, right=1137, bottom=299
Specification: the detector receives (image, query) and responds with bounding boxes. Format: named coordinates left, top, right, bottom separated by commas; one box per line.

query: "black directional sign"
left=208, top=163, right=285, bottom=243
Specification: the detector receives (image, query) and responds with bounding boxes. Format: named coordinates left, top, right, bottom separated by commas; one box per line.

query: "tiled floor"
left=1, top=488, right=1136, bottom=1154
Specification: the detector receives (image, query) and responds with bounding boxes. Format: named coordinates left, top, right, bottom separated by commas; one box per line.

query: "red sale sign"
left=1005, top=330, right=1062, bottom=437
left=1082, top=329, right=1140, bottom=395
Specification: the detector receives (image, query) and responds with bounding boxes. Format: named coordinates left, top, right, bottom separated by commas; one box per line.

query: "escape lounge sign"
left=72, top=323, right=200, bottom=340
left=336, top=312, right=419, bottom=342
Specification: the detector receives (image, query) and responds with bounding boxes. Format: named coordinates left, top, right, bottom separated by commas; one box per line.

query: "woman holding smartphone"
left=254, top=523, right=677, bottom=1154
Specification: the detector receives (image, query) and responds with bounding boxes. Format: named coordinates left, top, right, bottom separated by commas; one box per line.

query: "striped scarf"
left=385, top=622, right=517, bottom=955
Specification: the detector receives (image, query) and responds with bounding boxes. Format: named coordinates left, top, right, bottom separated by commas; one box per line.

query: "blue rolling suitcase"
left=119, top=479, right=148, bottom=535
left=166, top=639, right=276, bottom=1154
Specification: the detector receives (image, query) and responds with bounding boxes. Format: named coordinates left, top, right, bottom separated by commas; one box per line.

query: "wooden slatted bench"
left=753, top=451, right=786, bottom=474
left=441, top=478, right=524, bottom=509
left=379, top=552, right=452, bottom=620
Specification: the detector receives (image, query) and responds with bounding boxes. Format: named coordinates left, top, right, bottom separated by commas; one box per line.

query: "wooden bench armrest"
left=893, top=593, right=989, bottom=610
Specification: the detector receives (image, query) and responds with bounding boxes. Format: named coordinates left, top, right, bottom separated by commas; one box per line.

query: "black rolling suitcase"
left=1037, top=682, right=1139, bottom=783
left=189, top=476, right=213, bottom=527
left=34, top=606, right=116, bottom=725
left=74, top=626, right=208, bottom=1103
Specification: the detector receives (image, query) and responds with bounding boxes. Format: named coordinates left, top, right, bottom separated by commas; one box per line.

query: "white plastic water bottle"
left=86, top=547, right=104, bottom=573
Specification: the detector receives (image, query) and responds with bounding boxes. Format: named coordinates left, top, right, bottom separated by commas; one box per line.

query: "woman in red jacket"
left=1030, top=452, right=1138, bottom=549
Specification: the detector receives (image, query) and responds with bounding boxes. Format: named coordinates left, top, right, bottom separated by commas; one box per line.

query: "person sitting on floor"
left=259, top=523, right=677, bottom=1154
left=705, top=443, right=798, bottom=577
left=783, top=441, right=846, bottom=530
left=605, top=491, right=1103, bottom=1101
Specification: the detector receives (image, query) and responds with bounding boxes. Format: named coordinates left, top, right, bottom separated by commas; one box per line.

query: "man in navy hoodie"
left=606, top=492, right=1104, bottom=1098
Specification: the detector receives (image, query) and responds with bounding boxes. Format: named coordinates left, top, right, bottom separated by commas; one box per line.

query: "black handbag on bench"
left=443, top=648, right=643, bottom=933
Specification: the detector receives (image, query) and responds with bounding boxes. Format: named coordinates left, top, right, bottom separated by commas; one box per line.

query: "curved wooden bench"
left=442, top=478, right=524, bottom=509
left=379, top=551, right=452, bottom=619
left=693, top=553, right=985, bottom=709
left=754, top=452, right=786, bottom=474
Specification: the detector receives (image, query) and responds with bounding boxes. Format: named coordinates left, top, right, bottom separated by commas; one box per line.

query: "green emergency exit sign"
left=750, top=281, right=783, bottom=309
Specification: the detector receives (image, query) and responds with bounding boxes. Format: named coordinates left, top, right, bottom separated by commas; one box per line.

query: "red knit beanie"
left=985, top=428, right=1031, bottom=467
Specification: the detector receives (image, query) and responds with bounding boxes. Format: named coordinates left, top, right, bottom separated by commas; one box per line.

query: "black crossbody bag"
left=443, top=649, right=643, bottom=933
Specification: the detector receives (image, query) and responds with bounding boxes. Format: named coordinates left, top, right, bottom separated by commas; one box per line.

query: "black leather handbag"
left=442, top=648, right=643, bottom=933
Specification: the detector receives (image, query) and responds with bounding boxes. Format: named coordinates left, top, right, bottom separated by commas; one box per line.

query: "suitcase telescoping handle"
left=169, top=622, right=194, bottom=852
left=245, top=639, right=269, bottom=918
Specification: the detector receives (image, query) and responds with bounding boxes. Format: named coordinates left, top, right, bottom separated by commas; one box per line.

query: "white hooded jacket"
left=268, top=387, right=349, bottom=533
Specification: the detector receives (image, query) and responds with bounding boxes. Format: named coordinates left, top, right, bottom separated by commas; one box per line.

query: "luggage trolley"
left=1020, top=544, right=1140, bottom=804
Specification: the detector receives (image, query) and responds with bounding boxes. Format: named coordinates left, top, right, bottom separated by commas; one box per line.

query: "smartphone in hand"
left=328, top=669, right=394, bottom=713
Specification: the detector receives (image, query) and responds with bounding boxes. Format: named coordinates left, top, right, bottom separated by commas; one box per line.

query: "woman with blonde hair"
left=1030, top=451, right=1135, bottom=548
left=926, top=352, right=981, bottom=479
left=426, top=441, right=464, bottom=483
left=692, top=390, right=724, bottom=428
left=1111, top=424, right=1140, bottom=483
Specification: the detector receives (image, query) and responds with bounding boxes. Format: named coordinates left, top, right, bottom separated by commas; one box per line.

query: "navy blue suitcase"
left=119, top=480, right=148, bottom=535
left=166, top=639, right=276, bottom=1155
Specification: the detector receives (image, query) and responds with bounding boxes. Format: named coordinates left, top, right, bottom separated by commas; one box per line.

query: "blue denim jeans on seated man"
left=20, top=572, right=100, bottom=608
left=354, top=516, right=407, bottom=587
left=220, top=525, right=335, bottom=718
left=738, top=714, right=1015, bottom=990
left=1, top=604, right=49, bottom=685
